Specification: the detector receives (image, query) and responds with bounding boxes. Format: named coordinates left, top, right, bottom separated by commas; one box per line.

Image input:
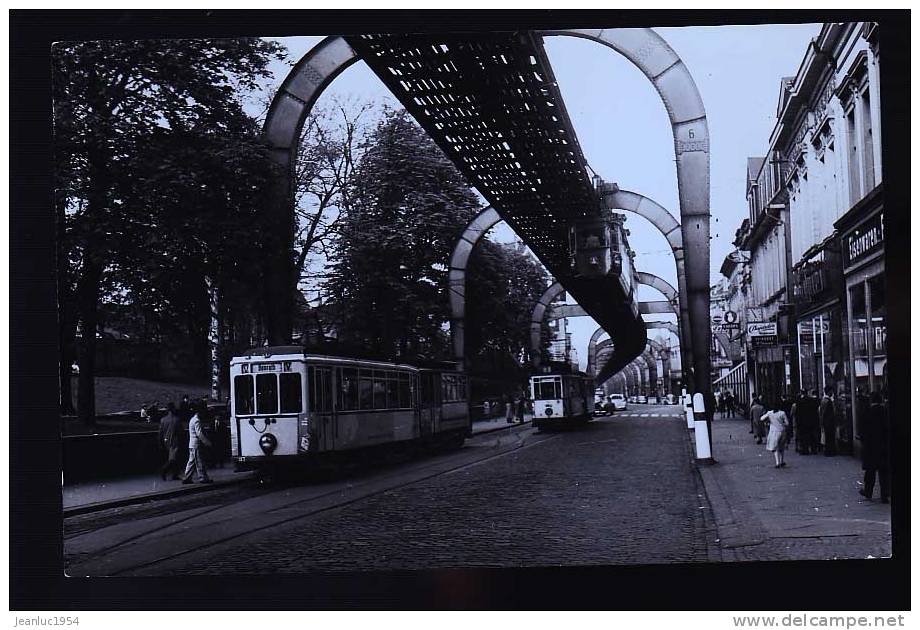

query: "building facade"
left=734, top=22, right=883, bottom=455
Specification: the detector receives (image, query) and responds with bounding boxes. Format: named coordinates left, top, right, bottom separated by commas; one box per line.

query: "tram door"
left=419, top=371, right=441, bottom=438
left=307, top=366, right=334, bottom=451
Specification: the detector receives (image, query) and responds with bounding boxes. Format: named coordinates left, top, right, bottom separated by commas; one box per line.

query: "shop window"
left=849, top=283, right=869, bottom=395
left=868, top=274, right=887, bottom=391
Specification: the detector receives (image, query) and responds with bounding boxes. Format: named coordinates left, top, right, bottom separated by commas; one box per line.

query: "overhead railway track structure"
left=346, top=32, right=646, bottom=380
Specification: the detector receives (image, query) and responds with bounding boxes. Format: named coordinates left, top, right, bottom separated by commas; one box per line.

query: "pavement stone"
left=161, top=408, right=712, bottom=574
left=698, top=414, right=892, bottom=562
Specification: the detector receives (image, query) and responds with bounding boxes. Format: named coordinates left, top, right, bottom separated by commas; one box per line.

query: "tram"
left=229, top=347, right=470, bottom=471
left=529, top=365, right=594, bottom=430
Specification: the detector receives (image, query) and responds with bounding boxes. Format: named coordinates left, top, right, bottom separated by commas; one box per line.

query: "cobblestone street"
left=145, top=408, right=716, bottom=574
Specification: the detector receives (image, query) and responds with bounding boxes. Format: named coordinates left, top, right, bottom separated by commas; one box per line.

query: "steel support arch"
left=262, top=37, right=360, bottom=344
left=447, top=206, right=503, bottom=370
left=541, top=28, right=711, bottom=399
left=529, top=281, right=566, bottom=368
left=602, top=188, right=692, bottom=382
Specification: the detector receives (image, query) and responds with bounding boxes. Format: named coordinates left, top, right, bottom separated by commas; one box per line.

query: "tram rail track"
left=65, top=422, right=558, bottom=576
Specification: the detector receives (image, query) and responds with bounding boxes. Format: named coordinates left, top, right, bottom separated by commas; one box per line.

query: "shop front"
left=835, top=186, right=885, bottom=458
left=792, top=240, right=853, bottom=452
left=749, top=321, right=787, bottom=406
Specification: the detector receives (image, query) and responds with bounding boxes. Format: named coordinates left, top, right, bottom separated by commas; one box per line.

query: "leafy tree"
left=324, top=109, right=481, bottom=360
left=466, top=239, right=552, bottom=383
left=53, top=38, right=284, bottom=423
left=293, top=98, right=379, bottom=338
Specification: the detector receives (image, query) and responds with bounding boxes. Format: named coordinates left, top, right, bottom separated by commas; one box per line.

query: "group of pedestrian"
left=746, top=386, right=890, bottom=502
left=158, top=395, right=213, bottom=485
left=716, top=389, right=737, bottom=418
left=504, top=393, right=528, bottom=424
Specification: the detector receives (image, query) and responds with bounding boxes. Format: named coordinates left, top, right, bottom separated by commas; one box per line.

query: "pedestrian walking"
left=158, top=402, right=182, bottom=480
left=504, top=394, right=514, bottom=424
left=750, top=396, right=766, bottom=444
left=858, top=392, right=890, bottom=503
left=515, top=394, right=526, bottom=423
left=762, top=400, right=790, bottom=468
left=725, top=391, right=736, bottom=417
left=819, top=385, right=837, bottom=456
left=182, top=403, right=213, bottom=484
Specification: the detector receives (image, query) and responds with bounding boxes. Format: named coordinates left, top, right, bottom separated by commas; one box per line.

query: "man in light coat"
left=182, top=403, right=214, bottom=484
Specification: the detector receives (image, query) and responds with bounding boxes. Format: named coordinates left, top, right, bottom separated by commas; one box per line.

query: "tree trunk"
left=56, top=191, right=77, bottom=415
left=205, top=275, right=221, bottom=401
left=76, top=259, right=103, bottom=427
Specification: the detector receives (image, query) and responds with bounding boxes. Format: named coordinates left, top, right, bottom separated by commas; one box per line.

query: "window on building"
left=846, top=106, right=860, bottom=205
left=860, top=88, right=875, bottom=193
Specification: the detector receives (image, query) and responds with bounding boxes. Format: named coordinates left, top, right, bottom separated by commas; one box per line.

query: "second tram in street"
left=529, top=366, right=594, bottom=430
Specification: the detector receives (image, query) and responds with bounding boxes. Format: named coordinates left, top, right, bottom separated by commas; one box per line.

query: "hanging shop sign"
left=747, top=322, right=778, bottom=347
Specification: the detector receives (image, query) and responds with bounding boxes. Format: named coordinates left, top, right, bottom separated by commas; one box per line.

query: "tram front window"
left=234, top=375, right=254, bottom=415
left=534, top=379, right=562, bottom=400
left=256, top=373, right=278, bottom=414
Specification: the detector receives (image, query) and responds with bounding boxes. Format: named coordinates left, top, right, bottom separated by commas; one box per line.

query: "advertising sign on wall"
left=748, top=322, right=778, bottom=347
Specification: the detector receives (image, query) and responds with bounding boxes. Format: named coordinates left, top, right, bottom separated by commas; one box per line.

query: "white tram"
left=529, top=368, right=594, bottom=430
left=229, top=347, right=470, bottom=470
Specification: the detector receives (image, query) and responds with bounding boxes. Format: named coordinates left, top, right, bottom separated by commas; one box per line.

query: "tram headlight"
left=259, top=433, right=278, bottom=455
left=544, top=406, right=554, bottom=417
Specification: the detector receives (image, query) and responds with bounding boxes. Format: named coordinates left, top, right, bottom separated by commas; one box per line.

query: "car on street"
left=648, top=396, right=659, bottom=404
left=637, top=395, right=648, bottom=404
left=608, top=394, right=627, bottom=411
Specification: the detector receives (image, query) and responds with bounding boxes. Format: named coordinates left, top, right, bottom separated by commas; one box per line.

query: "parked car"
left=648, top=395, right=659, bottom=405
left=637, top=395, right=648, bottom=404
left=593, top=401, right=610, bottom=416
left=608, top=394, right=627, bottom=411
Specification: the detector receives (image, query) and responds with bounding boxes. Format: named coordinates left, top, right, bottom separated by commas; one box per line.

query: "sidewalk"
left=471, top=412, right=533, bottom=435
left=63, top=467, right=254, bottom=515
left=64, top=414, right=531, bottom=515
left=697, top=414, right=892, bottom=562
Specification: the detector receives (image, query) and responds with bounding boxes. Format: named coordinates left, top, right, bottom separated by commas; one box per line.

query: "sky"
left=256, top=22, right=823, bottom=372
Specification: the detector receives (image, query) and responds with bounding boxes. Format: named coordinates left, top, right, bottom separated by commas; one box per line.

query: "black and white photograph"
left=10, top=9, right=910, bottom=612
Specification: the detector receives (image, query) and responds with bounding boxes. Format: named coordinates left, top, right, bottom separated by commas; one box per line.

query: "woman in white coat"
left=762, top=400, right=790, bottom=468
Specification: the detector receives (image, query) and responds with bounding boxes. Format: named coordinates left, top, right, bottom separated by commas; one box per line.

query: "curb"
left=471, top=419, right=533, bottom=437
left=66, top=421, right=535, bottom=517
left=63, top=473, right=256, bottom=518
